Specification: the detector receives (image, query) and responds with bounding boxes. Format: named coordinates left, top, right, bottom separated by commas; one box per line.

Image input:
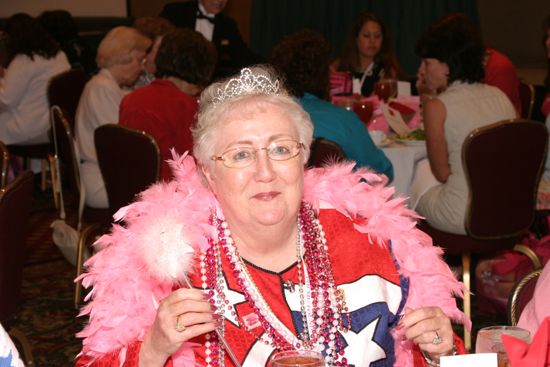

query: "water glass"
left=475, top=326, right=530, bottom=367
left=269, top=350, right=325, bottom=367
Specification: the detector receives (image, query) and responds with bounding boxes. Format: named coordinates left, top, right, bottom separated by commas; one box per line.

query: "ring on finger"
left=175, top=316, right=186, bottom=332
left=431, top=330, right=442, bottom=345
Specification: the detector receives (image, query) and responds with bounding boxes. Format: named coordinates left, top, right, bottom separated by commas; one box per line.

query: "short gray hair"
left=96, top=26, right=151, bottom=68
left=192, top=65, right=313, bottom=168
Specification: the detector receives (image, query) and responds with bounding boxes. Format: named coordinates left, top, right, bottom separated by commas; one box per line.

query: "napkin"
left=503, top=316, right=550, bottom=367
left=381, top=103, right=411, bottom=137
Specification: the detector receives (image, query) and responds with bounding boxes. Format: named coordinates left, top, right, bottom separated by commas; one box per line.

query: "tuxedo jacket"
left=160, top=1, right=259, bottom=78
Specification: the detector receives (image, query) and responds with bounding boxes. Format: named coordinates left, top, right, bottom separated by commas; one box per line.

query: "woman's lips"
left=253, top=191, right=280, bottom=201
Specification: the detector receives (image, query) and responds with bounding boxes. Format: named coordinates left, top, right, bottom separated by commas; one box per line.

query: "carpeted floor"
left=8, top=186, right=508, bottom=366
left=10, top=189, right=84, bottom=367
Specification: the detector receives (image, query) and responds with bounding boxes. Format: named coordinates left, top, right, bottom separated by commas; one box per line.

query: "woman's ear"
left=199, top=162, right=216, bottom=192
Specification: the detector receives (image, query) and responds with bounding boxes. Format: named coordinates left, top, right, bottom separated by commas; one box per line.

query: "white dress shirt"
left=195, top=3, right=215, bottom=41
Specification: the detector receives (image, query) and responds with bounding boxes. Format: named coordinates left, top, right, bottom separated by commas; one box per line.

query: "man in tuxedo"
left=160, top=0, right=258, bottom=78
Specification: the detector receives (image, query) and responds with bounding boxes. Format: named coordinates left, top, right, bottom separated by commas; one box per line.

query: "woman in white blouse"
left=0, top=13, right=70, bottom=145
left=75, top=26, right=151, bottom=209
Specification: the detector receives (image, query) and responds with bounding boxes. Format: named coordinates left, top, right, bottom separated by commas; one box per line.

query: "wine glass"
left=269, top=350, right=325, bottom=367
left=374, top=78, right=397, bottom=103
left=353, top=100, right=374, bottom=127
left=475, top=326, right=530, bottom=367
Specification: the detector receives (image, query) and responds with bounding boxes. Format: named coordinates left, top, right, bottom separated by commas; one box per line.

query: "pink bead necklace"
left=201, top=203, right=349, bottom=366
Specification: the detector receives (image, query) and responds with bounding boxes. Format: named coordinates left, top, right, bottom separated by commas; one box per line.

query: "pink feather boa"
left=77, top=153, right=469, bottom=366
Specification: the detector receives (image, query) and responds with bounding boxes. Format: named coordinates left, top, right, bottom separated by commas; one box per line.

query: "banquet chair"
left=0, top=170, right=35, bottom=366
left=0, top=141, right=8, bottom=187
left=518, top=81, right=535, bottom=120
left=6, top=142, right=54, bottom=192
left=94, top=124, right=161, bottom=214
left=417, top=118, right=548, bottom=350
left=507, top=268, right=542, bottom=326
left=47, top=68, right=89, bottom=127
left=50, top=106, right=111, bottom=227
left=307, top=138, right=346, bottom=168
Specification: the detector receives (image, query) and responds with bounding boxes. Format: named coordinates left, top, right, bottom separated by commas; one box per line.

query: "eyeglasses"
left=212, top=139, right=304, bottom=168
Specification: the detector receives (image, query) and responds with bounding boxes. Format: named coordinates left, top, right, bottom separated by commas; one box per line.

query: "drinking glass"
left=269, top=350, right=325, bottom=367
left=475, top=326, right=531, bottom=367
left=353, top=100, right=374, bottom=126
left=374, top=78, right=397, bottom=102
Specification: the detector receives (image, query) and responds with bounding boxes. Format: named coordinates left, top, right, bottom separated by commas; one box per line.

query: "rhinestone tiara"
left=213, top=67, right=280, bottom=103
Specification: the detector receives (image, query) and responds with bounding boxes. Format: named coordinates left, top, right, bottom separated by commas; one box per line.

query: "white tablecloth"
left=382, top=142, right=427, bottom=199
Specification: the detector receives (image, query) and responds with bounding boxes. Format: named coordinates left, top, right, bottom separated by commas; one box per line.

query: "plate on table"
left=376, top=138, right=393, bottom=148
left=395, top=138, right=426, bottom=147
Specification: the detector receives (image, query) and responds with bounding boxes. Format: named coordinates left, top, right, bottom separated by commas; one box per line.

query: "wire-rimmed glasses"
left=212, top=139, right=304, bottom=168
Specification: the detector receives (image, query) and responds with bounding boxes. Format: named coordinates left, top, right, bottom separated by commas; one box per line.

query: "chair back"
left=507, top=268, right=542, bottom=325
left=94, top=124, right=160, bottom=214
left=51, top=106, right=81, bottom=195
left=0, top=141, right=8, bottom=187
left=307, top=138, right=346, bottom=168
left=463, top=119, right=548, bottom=239
left=0, top=170, right=33, bottom=322
left=518, top=81, right=535, bottom=120
left=47, top=68, right=88, bottom=127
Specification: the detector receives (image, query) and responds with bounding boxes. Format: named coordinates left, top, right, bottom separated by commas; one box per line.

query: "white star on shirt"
left=215, top=274, right=246, bottom=327
left=341, top=316, right=386, bottom=367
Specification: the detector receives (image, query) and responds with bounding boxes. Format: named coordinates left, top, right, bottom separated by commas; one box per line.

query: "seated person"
left=38, top=9, right=97, bottom=75
left=413, top=13, right=516, bottom=234
left=484, top=47, right=521, bottom=117
left=160, top=0, right=258, bottom=79
left=0, top=13, right=70, bottom=145
left=76, top=66, right=467, bottom=366
left=132, top=16, right=175, bottom=88
left=119, top=29, right=216, bottom=181
left=75, top=26, right=151, bottom=209
left=271, top=29, right=393, bottom=180
left=331, top=12, right=406, bottom=96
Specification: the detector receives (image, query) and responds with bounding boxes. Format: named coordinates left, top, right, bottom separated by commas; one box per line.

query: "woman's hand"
left=399, top=307, right=455, bottom=362
left=139, top=288, right=220, bottom=367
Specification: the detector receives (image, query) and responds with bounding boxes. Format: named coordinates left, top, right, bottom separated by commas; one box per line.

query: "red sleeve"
left=412, top=333, right=467, bottom=366
left=75, top=341, right=174, bottom=367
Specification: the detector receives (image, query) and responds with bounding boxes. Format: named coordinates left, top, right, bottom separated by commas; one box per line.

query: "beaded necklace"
left=200, top=202, right=350, bottom=366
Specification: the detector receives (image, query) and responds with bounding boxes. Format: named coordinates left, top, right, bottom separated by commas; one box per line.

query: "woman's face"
left=116, top=49, right=147, bottom=87
left=418, top=58, right=449, bottom=92
left=202, top=102, right=304, bottom=232
left=356, top=21, right=383, bottom=61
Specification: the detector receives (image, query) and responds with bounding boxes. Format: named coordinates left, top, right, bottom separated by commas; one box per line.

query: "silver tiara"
left=213, top=68, right=280, bottom=103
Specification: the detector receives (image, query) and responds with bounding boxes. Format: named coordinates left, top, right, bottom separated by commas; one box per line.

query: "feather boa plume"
left=78, top=155, right=469, bottom=367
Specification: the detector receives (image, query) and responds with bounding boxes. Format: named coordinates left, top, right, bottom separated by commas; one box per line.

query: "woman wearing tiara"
left=76, top=66, right=467, bottom=366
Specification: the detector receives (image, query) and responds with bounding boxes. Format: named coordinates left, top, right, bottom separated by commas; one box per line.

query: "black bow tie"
left=197, top=9, right=215, bottom=24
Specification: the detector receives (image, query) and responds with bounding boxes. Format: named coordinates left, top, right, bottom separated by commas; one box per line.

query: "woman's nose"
left=253, top=150, right=276, bottom=182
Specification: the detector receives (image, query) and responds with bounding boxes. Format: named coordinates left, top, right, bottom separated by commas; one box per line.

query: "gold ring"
left=175, top=317, right=186, bottom=332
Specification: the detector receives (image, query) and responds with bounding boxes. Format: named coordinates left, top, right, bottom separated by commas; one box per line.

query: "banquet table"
left=382, top=141, right=427, bottom=200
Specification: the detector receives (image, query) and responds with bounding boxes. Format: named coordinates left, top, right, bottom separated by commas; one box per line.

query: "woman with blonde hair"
left=75, top=26, right=151, bottom=209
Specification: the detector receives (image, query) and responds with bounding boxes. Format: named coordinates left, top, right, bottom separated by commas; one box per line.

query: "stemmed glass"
left=374, top=78, right=397, bottom=103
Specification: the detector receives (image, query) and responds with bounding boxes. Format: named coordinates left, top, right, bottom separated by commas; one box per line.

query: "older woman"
left=119, top=28, right=216, bottom=181
left=76, top=66, right=467, bottom=366
left=413, top=14, right=516, bottom=235
left=331, top=12, right=406, bottom=96
left=0, top=13, right=70, bottom=145
left=75, top=26, right=151, bottom=209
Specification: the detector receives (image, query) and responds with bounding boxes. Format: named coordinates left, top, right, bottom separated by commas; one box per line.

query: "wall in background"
left=478, top=0, right=549, bottom=84
left=0, top=0, right=128, bottom=17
